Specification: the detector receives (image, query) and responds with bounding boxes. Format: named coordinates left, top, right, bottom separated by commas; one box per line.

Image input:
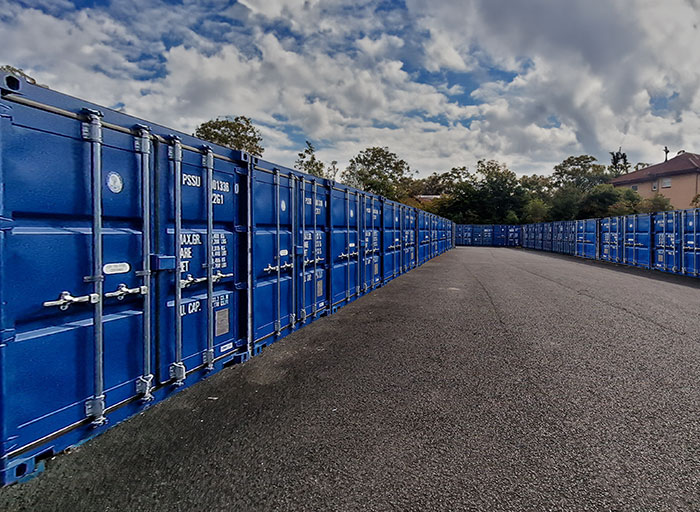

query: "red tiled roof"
left=612, top=152, right=700, bottom=185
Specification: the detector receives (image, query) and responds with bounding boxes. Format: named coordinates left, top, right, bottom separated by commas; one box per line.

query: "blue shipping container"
left=682, top=209, right=700, bottom=276
left=623, top=214, right=652, bottom=268
left=0, top=73, right=453, bottom=485
left=576, top=219, right=598, bottom=259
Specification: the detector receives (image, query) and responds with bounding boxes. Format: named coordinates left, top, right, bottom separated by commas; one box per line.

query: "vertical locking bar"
left=275, top=169, right=281, bottom=333
left=398, top=204, right=402, bottom=273
left=246, top=156, right=254, bottom=356
left=662, top=212, right=667, bottom=270
left=82, top=108, right=106, bottom=426
left=326, top=181, right=332, bottom=313
left=680, top=210, right=686, bottom=274
left=356, top=193, right=360, bottom=294
left=312, top=180, right=318, bottom=315
left=693, top=209, right=697, bottom=275
left=371, top=197, right=375, bottom=282
left=134, top=125, right=154, bottom=400
left=290, top=174, right=296, bottom=324
left=301, top=181, right=306, bottom=320
left=204, top=147, right=215, bottom=369
left=674, top=211, right=679, bottom=272
left=345, top=189, right=350, bottom=299
left=391, top=202, right=395, bottom=276
left=361, top=195, right=366, bottom=291
left=169, top=137, right=186, bottom=385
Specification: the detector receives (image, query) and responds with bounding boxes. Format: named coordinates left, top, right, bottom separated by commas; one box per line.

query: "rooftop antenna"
left=664, top=146, right=669, bottom=162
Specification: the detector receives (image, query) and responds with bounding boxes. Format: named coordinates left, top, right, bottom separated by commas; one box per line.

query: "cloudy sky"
left=2, top=0, right=699, bottom=177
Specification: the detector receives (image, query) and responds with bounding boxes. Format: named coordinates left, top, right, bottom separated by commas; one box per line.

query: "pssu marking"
left=182, top=173, right=201, bottom=188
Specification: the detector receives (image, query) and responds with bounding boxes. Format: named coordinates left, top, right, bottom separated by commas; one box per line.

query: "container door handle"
left=104, top=283, right=147, bottom=300
left=212, top=270, right=234, bottom=282
left=264, top=263, right=280, bottom=273
left=180, top=274, right=207, bottom=288
left=43, top=290, right=100, bottom=310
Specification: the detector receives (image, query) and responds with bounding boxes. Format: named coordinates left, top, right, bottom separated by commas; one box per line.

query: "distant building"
left=415, top=194, right=441, bottom=205
left=611, top=152, right=700, bottom=208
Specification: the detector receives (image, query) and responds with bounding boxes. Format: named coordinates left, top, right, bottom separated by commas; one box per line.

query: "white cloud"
left=1, top=0, right=699, bottom=177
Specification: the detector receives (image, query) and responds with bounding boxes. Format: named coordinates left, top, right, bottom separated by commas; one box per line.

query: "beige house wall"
left=615, top=172, right=700, bottom=209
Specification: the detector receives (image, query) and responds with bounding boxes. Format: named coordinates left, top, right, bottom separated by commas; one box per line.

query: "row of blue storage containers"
left=0, top=74, right=455, bottom=485
left=455, top=224, right=520, bottom=247
left=456, top=210, right=700, bottom=278
left=522, top=221, right=577, bottom=255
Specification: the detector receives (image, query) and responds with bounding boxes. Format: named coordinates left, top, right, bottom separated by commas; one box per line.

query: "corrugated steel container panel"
left=0, top=73, right=452, bottom=485
left=462, top=224, right=473, bottom=246
left=523, top=224, right=535, bottom=249
left=542, top=222, right=553, bottom=252
left=552, top=221, right=565, bottom=254
left=493, top=225, right=508, bottom=246
left=330, top=185, right=361, bottom=308
left=507, top=225, right=521, bottom=246
left=576, top=219, right=598, bottom=259
left=417, top=211, right=430, bottom=264
left=402, top=205, right=417, bottom=271
left=382, top=200, right=402, bottom=281
left=652, top=211, right=681, bottom=274
left=622, top=214, right=652, bottom=268
left=681, top=209, right=700, bottom=277
left=600, top=217, right=624, bottom=263
left=534, top=223, right=544, bottom=251
left=471, top=225, right=494, bottom=246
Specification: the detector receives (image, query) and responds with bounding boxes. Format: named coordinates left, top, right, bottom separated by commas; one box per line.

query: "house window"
left=661, top=177, right=672, bottom=188
left=631, top=185, right=638, bottom=191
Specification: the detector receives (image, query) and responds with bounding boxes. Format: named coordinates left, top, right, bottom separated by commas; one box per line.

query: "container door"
left=382, top=202, right=398, bottom=280
left=159, top=141, right=244, bottom=386
left=682, top=209, right=699, bottom=276
left=330, top=187, right=359, bottom=307
left=2, top=109, right=154, bottom=448
left=625, top=214, right=651, bottom=268
left=297, top=179, right=329, bottom=319
left=421, top=212, right=430, bottom=261
left=404, top=207, right=416, bottom=269
left=654, top=212, right=679, bottom=273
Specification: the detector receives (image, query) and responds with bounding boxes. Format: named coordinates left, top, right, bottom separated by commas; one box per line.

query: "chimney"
left=664, top=146, right=669, bottom=162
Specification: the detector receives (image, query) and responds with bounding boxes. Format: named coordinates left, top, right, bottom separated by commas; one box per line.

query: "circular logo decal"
left=107, top=172, right=123, bottom=194
left=280, top=200, right=287, bottom=212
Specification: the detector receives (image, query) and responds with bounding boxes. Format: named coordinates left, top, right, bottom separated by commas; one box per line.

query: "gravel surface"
left=2, top=247, right=699, bottom=511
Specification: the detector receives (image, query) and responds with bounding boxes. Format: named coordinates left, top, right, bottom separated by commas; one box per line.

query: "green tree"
left=578, top=184, right=632, bottom=219
left=504, top=210, right=520, bottom=224
left=520, top=174, right=553, bottom=202
left=607, top=188, right=642, bottom=216
left=429, top=161, right=525, bottom=224
left=475, top=160, right=527, bottom=223
left=342, top=147, right=414, bottom=200
left=609, top=148, right=630, bottom=177
left=549, top=184, right=583, bottom=220
left=295, top=140, right=326, bottom=178
left=552, top=155, right=610, bottom=190
left=638, top=193, right=673, bottom=213
left=416, top=167, right=471, bottom=195
left=194, top=116, right=264, bottom=156
left=327, top=160, right=340, bottom=181
left=522, top=198, right=550, bottom=222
